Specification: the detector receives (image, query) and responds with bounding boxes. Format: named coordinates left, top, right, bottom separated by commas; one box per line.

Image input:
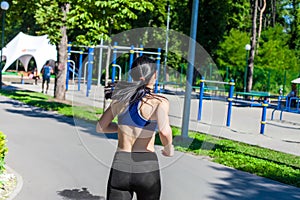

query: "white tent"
left=291, top=78, right=300, bottom=84
left=1, top=32, right=57, bottom=73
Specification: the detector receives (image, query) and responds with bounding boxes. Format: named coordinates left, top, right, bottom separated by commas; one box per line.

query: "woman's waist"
left=112, top=151, right=159, bottom=173
left=117, top=132, right=155, bottom=152
left=113, top=150, right=158, bottom=163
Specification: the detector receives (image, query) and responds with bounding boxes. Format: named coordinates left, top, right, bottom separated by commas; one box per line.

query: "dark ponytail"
left=111, top=55, right=156, bottom=104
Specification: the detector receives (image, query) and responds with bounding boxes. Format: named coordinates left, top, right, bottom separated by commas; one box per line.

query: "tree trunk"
left=247, top=0, right=258, bottom=92
left=256, top=0, right=266, bottom=54
left=271, top=0, right=276, bottom=27
left=54, top=3, right=70, bottom=100
left=289, top=0, right=299, bottom=50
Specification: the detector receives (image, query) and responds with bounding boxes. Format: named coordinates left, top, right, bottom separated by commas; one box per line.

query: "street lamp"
left=244, top=44, right=251, bottom=92
left=0, top=1, right=9, bottom=90
left=163, top=1, right=170, bottom=87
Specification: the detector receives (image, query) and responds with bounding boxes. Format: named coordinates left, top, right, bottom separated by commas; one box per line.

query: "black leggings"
left=107, top=151, right=161, bottom=200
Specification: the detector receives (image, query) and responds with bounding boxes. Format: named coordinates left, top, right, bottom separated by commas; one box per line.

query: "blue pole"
left=139, top=44, right=143, bottom=56
left=286, top=97, right=290, bottom=112
left=197, top=77, right=205, bottom=121
left=66, top=43, right=72, bottom=91
left=260, top=100, right=268, bottom=134
left=181, top=0, right=199, bottom=138
left=112, top=42, right=117, bottom=84
left=86, top=47, right=94, bottom=97
left=128, top=45, right=134, bottom=82
left=78, top=50, right=83, bottom=91
left=280, top=110, right=283, bottom=121
left=226, top=79, right=235, bottom=127
left=154, top=48, right=161, bottom=93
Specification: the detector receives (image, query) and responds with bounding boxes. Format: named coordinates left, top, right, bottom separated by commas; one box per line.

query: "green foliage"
left=5, top=0, right=300, bottom=96
left=5, top=1, right=39, bottom=42
left=198, top=0, right=249, bottom=55
left=33, top=0, right=155, bottom=45
left=257, top=25, right=298, bottom=70
left=227, top=0, right=251, bottom=31
left=215, top=29, right=250, bottom=90
left=34, top=0, right=65, bottom=45
left=216, top=25, right=299, bottom=92
left=170, top=129, right=300, bottom=188
left=0, top=132, right=8, bottom=174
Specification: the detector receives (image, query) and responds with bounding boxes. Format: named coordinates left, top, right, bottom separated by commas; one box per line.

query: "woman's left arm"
left=96, top=106, right=118, bottom=133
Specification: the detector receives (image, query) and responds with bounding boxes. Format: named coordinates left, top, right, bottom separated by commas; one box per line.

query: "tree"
left=256, top=0, right=266, bottom=53
left=215, top=29, right=250, bottom=90
left=33, top=0, right=154, bottom=100
left=289, top=0, right=300, bottom=57
left=7, top=1, right=39, bottom=43
left=56, top=3, right=70, bottom=100
left=247, top=0, right=259, bottom=92
left=216, top=25, right=298, bottom=92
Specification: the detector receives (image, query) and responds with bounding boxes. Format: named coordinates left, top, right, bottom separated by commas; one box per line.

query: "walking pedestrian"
left=41, top=61, right=53, bottom=94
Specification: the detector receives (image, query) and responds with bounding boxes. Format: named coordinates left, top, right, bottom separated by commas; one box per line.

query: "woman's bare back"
left=111, top=95, right=168, bottom=152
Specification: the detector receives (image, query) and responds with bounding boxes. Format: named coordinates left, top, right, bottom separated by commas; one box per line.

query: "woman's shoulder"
left=110, top=100, right=128, bottom=114
left=146, top=94, right=169, bottom=105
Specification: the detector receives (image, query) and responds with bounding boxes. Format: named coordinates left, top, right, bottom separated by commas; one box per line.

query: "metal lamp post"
left=163, top=1, right=170, bottom=86
left=244, top=44, right=251, bottom=92
left=0, top=1, right=9, bottom=90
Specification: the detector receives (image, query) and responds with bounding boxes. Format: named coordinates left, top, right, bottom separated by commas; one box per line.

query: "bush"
left=0, top=132, right=8, bottom=173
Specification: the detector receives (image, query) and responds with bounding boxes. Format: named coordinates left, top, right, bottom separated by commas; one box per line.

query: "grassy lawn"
left=0, top=89, right=102, bottom=121
left=1, top=88, right=300, bottom=188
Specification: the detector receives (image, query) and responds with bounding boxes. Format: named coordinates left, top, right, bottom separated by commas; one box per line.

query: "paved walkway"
left=8, top=80, right=300, bottom=156
left=1, top=79, right=300, bottom=200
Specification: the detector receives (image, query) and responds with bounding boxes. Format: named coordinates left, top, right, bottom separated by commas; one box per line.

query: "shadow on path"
left=57, top=188, right=105, bottom=200
left=207, top=165, right=300, bottom=200
left=1, top=98, right=118, bottom=140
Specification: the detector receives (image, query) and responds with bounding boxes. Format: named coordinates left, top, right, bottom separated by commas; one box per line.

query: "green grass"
left=0, top=89, right=102, bottom=121
left=166, top=131, right=300, bottom=188
left=1, top=88, right=300, bottom=188
left=2, top=72, right=18, bottom=76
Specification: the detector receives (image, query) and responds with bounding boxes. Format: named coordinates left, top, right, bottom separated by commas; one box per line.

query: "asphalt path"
left=1, top=94, right=300, bottom=199
left=10, top=82, right=300, bottom=156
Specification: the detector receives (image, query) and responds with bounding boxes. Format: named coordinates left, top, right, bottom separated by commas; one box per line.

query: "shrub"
left=0, top=131, right=8, bottom=173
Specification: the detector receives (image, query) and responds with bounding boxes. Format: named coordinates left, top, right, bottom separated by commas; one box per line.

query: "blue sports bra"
left=118, top=100, right=158, bottom=131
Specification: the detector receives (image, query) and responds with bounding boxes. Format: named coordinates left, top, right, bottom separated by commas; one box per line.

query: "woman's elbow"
left=96, top=121, right=105, bottom=133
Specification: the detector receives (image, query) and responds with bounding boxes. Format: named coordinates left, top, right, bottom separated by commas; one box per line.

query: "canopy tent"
left=1, top=32, right=57, bottom=73
left=291, top=77, right=300, bottom=84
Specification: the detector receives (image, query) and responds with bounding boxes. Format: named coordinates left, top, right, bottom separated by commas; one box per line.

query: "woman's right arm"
left=156, top=99, right=174, bottom=157
left=96, top=106, right=118, bottom=133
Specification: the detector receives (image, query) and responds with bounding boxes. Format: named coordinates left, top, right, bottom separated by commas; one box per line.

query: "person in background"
left=287, top=83, right=297, bottom=107
left=41, top=61, right=53, bottom=94
left=96, top=55, right=174, bottom=200
left=32, top=67, right=40, bottom=85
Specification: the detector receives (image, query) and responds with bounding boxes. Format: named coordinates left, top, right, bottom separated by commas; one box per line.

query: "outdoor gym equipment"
left=197, top=77, right=268, bottom=134
left=111, top=42, right=161, bottom=93
left=67, top=42, right=162, bottom=97
left=271, top=96, right=300, bottom=121
left=66, top=43, right=90, bottom=92
left=67, top=43, right=110, bottom=96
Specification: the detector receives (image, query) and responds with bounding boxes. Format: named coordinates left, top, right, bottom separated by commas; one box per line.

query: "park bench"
left=235, top=91, right=278, bottom=107
left=193, top=85, right=226, bottom=96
